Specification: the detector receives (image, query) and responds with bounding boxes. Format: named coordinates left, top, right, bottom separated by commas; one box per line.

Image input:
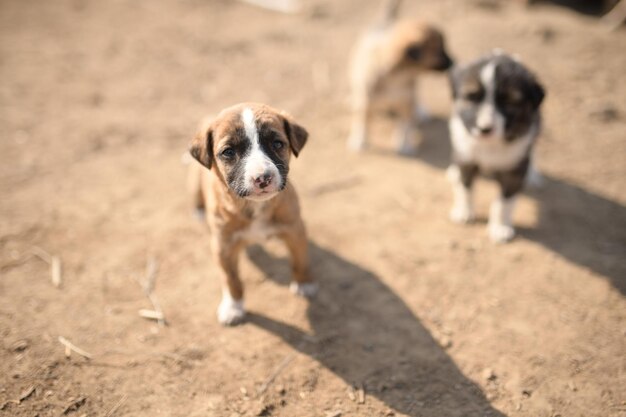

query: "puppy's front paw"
left=414, top=105, right=431, bottom=124
left=450, top=205, right=474, bottom=224
left=525, top=168, right=544, bottom=189
left=396, top=141, right=418, bottom=157
left=289, top=281, right=318, bottom=298
left=217, top=297, right=246, bottom=326
left=488, top=223, right=515, bottom=243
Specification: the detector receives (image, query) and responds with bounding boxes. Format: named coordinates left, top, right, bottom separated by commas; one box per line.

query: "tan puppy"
left=188, top=103, right=315, bottom=326
left=347, top=0, right=453, bottom=154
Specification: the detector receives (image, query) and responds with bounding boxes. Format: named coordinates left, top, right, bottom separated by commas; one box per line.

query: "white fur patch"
left=233, top=201, right=278, bottom=243
left=475, top=62, right=505, bottom=138
left=241, top=108, right=281, bottom=199
left=488, top=197, right=516, bottom=243
left=217, top=289, right=246, bottom=326
left=449, top=115, right=534, bottom=171
left=289, top=281, right=318, bottom=298
left=447, top=165, right=474, bottom=223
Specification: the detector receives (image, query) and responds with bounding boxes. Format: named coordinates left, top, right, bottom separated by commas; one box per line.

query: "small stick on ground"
left=308, top=176, right=362, bottom=197
left=357, top=383, right=365, bottom=404
left=135, top=256, right=166, bottom=327
left=257, top=354, right=296, bottom=394
left=104, top=394, right=127, bottom=417
left=138, top=309, right=164, bottom=321
left=18, top=386, right=35, bottom=402
left=237, top=0, right=301, bottom=14
left=62, top=396, right=86, bottom=415
left=58, top=336, right=93, bottom=360
left=31, top=246, right=62, bottom=288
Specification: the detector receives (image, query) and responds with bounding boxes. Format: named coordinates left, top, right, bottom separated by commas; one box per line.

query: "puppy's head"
left=449, top=51, right=545, bottom=142
left=189, top=103, right=308, bottom=202
left=391, top=21, right=453, bottom=72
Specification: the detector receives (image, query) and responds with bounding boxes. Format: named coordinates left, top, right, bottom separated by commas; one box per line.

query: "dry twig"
left=257, top=354, right=296, bottom=394
left=308, top=176, right=362, bottom=197
left=31, top=246, right=62, bottom=288
left=58, top=336, right=93, bottom=360
left=62, top=396, right=87, bottom=415
left=104, top=394, right=127, bottom=417
left=19, top=386, right=35, bottom=402
left=237, top=0, right=301, bottom=13
left=135, top=256, right=166, bottom=327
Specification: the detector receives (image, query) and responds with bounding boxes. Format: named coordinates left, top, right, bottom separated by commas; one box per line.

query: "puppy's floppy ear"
left=189, top=117, right=214, bottom=169
left=280, top=112, right=308, bottom=157
left=529, top=79, right=545, bottom=109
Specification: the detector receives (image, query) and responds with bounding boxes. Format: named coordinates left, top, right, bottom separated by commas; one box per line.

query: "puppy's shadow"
left=369, top=115, right=452, bottom=169
left=414, top=116, right=452, bottom=169
left=403, top=121, right=626, bottom=294
left=246, top=243, right=505, bottom=417
left=520, top=176, right=626, bottom=294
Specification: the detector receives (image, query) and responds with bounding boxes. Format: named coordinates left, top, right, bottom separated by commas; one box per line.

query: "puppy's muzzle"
left=435, top=53, right=453, bottom=71
left=253, top=171, right=273, bottom=190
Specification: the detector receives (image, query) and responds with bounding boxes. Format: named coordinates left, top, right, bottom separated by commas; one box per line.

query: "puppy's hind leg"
left=347, top=89, right=372, bottom=152
left=280, top=222, right=317, bottom=298
left=394, top=101, right=420, bottom=156
left=394, top=119, right=419, bottom=156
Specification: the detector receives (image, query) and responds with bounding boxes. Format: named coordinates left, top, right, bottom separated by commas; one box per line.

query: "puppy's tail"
left=379, top=0, right=402, bottom=23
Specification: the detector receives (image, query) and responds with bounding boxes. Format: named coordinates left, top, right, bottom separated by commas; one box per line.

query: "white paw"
left=414, top=105, right=431, bottom=123
left=347, top=133, right=367, bottom=152
left=488, top=223, right=515, bottom=243
left=450, top=205, right=474, bottom=224
left=217, top=297, right=246, bottom=326
left=396, top=141, right=418, bottom=156
left=289, top=281, right=318, bottom=298
left=525, top=168, right=544, bottom=189
left=193, top=207, right=206, bottom=222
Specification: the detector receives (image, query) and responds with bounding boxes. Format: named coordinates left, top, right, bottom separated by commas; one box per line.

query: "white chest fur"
left=233, top=202, right=277, bottom=244
left=449, top=115, right=535, bottom=171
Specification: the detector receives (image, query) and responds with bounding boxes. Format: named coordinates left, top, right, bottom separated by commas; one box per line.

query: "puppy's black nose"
left=254, top=172, right=273, bottom=189
left=436, top=53, right=453, bottom=71
left=478, top=126, right=493, bottom=135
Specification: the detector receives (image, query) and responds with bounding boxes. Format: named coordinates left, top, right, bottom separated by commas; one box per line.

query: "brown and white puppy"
left=188, top=103, right=315, bottom=325
left=347, top=0, right=453, bottom=154
left=447, top=50, right=545, bottom=243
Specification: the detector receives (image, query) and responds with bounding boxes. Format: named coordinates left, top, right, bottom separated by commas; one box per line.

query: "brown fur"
left=188, top=103, right=311, bottom=324
left=347, top=16, right=452, bottom=153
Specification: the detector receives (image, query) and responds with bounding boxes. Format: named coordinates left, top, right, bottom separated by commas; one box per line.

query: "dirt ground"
left=1, top=0, right=625, bottom=416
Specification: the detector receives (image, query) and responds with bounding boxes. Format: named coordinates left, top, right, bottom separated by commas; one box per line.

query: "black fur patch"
left=258, top=124, right=289, bottom=191
left=494, top=58, right=545, bottom=141
left=450, top=54, right=545, bottom=142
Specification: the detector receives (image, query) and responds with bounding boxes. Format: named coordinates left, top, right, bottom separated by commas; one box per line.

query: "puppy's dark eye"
left=272, top=140, right=284, bottom=150
left=464, top=91, right=484, bottom=102
left=496, top=91, right=523, bottom=109
left=220, top=148, right=235, bottom=158
left=406, top=45, right=421, bottom=60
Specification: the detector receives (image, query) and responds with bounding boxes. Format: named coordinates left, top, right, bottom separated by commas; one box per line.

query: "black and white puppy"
left=447, top=50, right=545, bottom=243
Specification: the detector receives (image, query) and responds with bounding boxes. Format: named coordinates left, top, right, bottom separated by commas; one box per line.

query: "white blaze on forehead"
left=240, top=107, right=281, bottom=196
left=242, top=108, right=259, bottom=144
left=476, top=61, right=500, bottom=132
left=480, top=61, right=497, bottom=87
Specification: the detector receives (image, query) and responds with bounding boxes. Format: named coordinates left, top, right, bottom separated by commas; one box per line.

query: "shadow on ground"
left=247, top=243, right=506, bottom=417
left=414, top=117, right=626, bottom=294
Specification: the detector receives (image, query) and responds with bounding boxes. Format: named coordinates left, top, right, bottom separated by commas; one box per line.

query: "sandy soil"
left=1, top=0, right=625, bottom=416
